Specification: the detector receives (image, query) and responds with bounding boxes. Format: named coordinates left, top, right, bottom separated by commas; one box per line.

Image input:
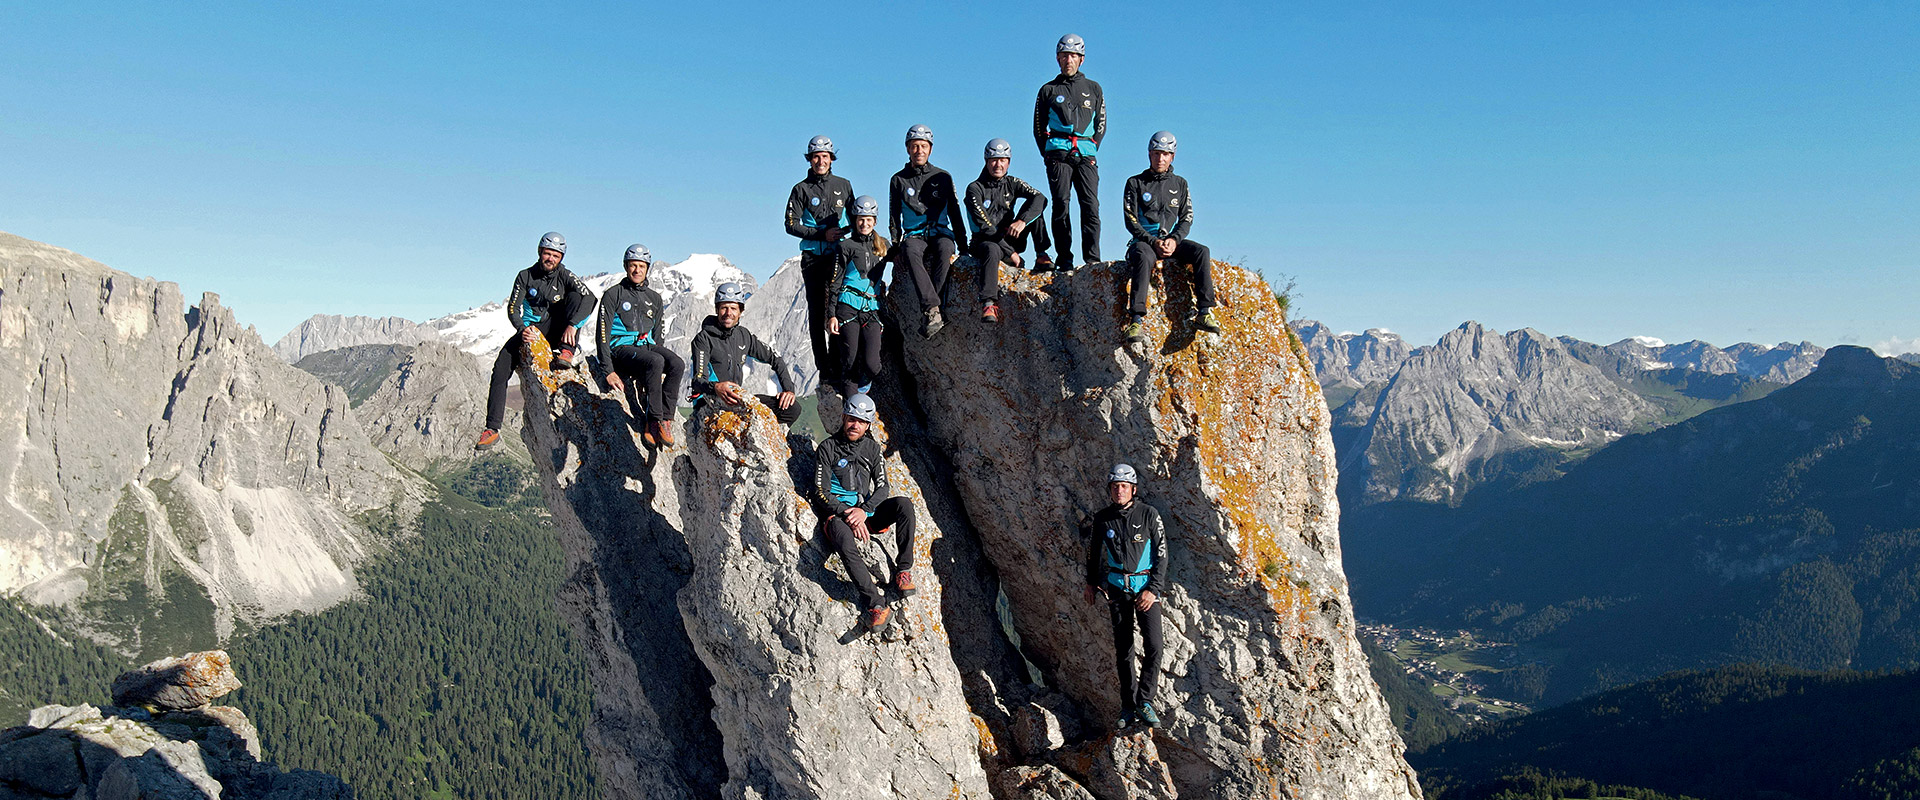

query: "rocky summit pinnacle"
left=507, top=252, right=1418, bottom=798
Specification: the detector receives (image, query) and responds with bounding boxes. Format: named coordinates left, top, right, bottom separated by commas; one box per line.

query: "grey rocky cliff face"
left=738, top=256, right=819, bottom=395
left=357, top=340, right=525, bottom=470
left=675, top=401, right=991, bottom=800
left=0, top=232, right=405, bottom=651
left=888, top=258, right=1420, bottom=799
left=272, top=313, right=444, bottom=363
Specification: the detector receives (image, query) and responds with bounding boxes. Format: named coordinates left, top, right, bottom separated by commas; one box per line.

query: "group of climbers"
left=475, top=33, right=1191, bottom=733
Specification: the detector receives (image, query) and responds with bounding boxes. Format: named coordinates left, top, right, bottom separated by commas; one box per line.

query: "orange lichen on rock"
left=1150, top=260, right=1316, bottom=621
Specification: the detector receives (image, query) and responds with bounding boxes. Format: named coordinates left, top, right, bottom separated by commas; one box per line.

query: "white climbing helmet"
left=1109, top=463, right=1139, bottom=485
left=539, top=231, right=567, bottom=254
left=844, top=392, right=877, bottom=423
left=624, top=244, right=651, bottom=264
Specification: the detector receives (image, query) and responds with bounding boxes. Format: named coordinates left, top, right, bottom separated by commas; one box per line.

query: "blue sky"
left=4, top=3, right=1915, bottom=352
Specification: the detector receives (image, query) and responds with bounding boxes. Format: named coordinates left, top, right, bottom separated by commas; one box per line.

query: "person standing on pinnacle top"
left=1082, top=463, right=1169, bottom=730
left=815, top=393, right=918, bottom=630
left=477, top=231, right=596, bottom=452
left=966, top=138, right=1049, bottom=325
left=595, top=244, right=683, bottom=449
left=889, top=124, right=968, bottom=339
left=829, top=196, right=890, bottom=399
left=1122, top=130, right=1220, bottom=343
left=1033, top=33, right=1104, bottom=271
left=785, top=135, right=855, bottom=382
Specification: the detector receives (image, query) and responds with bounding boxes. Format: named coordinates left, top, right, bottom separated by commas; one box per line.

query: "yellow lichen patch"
left=701, top=407, right=749, bottom=447
left=524, top=335, right=564, bottom=393
left=971, top=713, right=1000, bottom=759
left=1148, top=259, right=1316, bottom=622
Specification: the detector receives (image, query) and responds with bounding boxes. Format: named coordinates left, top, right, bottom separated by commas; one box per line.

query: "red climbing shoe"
left=475, top=429, right=500, bottom=451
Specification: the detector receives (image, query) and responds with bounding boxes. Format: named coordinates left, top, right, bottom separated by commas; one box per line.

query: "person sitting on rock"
left=890, top=124, right=968, bottom=338
left=688, top=282, right=800, bottom=426
left=1082, top=463, right=1168, bottom=728
left=478, top=231, right=597, bottom=451
left=596, top=244, right=684, bottom=449
left=1122, top=131, right=1219, bottom=343
left=829, top=196, right=889, bottom=399
left=814, top=392, right=917, bottom=629
left=785, top=135, right=855, bottom=382
left=965, top=138, right=1050, bottom=325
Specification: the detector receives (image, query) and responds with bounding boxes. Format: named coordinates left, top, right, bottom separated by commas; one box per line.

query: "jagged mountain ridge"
left=273, top=314, right=442, bottom=363
left=0, top=232, right=410, bottom=660
left=1295, top=319, right=1818, bottom=505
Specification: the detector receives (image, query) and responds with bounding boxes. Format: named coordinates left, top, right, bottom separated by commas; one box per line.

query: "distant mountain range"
left=1346, top=346, right=1920, bottom=703
left=272, top=254, right=821, bottom=394
left=1293, top=320, right=1824, bottom=505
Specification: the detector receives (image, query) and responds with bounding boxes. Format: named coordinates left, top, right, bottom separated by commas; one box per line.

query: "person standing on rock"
left=965, top=138, right=1050, bottom=325
left=815, top=393, right=917, bottom=629
left=1122, top=130, right=1220, bottom=343
left=890, top=124, right=968, bottom=338
left=477, top=231, right=597, bottom=451
left=1034, top=33, right=1103, bottom=271
left=688, top=282, right=801, bottom=426
left=829, top=196, right=889, bottom=398
left=784, top=135, right=855, bottom=381
left=1083, top=463, right=1167, bottom=728
left=595, top=244, right=683, bottom=449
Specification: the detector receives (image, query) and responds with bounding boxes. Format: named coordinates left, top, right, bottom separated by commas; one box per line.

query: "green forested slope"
left=1, top=456, right=597, bottom=800
left=1416, top=664, right=1920, bottom=800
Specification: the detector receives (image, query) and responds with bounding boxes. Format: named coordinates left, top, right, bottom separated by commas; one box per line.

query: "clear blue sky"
left=4, top=3, right=1916, bottom=352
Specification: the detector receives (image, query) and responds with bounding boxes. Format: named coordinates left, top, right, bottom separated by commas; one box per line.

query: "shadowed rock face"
left=888, top=257, right=1420, bottom=799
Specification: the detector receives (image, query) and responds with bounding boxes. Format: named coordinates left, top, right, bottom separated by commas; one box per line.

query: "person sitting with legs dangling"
left=596, top=244, right=685, bottom=448
left=478, top=231, right=597, bottom=450
left=965, top=138, right=1049, bottom=325
left=815, top=393, right=917, bottom=629
left=1121, top=130, right=1220, bottom=343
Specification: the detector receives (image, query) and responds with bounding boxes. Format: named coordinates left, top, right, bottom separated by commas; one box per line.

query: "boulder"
left=890, top=257, right=1423, bottom=799
left=111, top=650, right=242, bottom=710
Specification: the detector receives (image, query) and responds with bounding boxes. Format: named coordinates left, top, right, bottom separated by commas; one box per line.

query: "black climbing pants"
left=898, top=235, right=956, bottom=313
left=972, top=225, right=1048, bottom=302
left=801, top=251, right=836, bottom=380
left=609, top=344, right=685, bottom=422
left=1127, top=238, right=1215, bottom=316
left=835, top=303, right=883, bottom=397
left=486, top=299, right=587, bottom=431
left=1105, top=585, right=1165, bottom=709
left=1046, top=153, right=1100, bottom=265
left=824, top=496, right=917, bottom=603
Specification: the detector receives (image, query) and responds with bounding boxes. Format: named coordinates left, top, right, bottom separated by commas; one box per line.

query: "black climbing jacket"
left=814, top=432, right=889, bottom=517
left=1084, top=500, right=1168, bottom=595
left=889, top=162, right=968, bottom=247
left=965, top=171, right=1048, bottom=240
left=785, top=171, right=856, bottom=255
left=1033, top=71, right=1106, bottom=159
left=595, top=278, right=666, bottom=355
left=688, top=316, right=792, bottom=397
left=505, top=264, right=596, bottom=331
left=1122, top=168, right=1194, bottom=244
left=831, top=231, right=890, bottom=316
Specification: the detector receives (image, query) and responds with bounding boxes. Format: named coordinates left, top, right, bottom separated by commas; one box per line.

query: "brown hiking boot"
left=866, top=606, right=892, bottom=629
left=474, top=429, right=500, bottom=451
left=654, top=419, right=675, bottom=448
left=981, top=301, right=1000, bottom=324
left=894, top=570, right=915, bottom=592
